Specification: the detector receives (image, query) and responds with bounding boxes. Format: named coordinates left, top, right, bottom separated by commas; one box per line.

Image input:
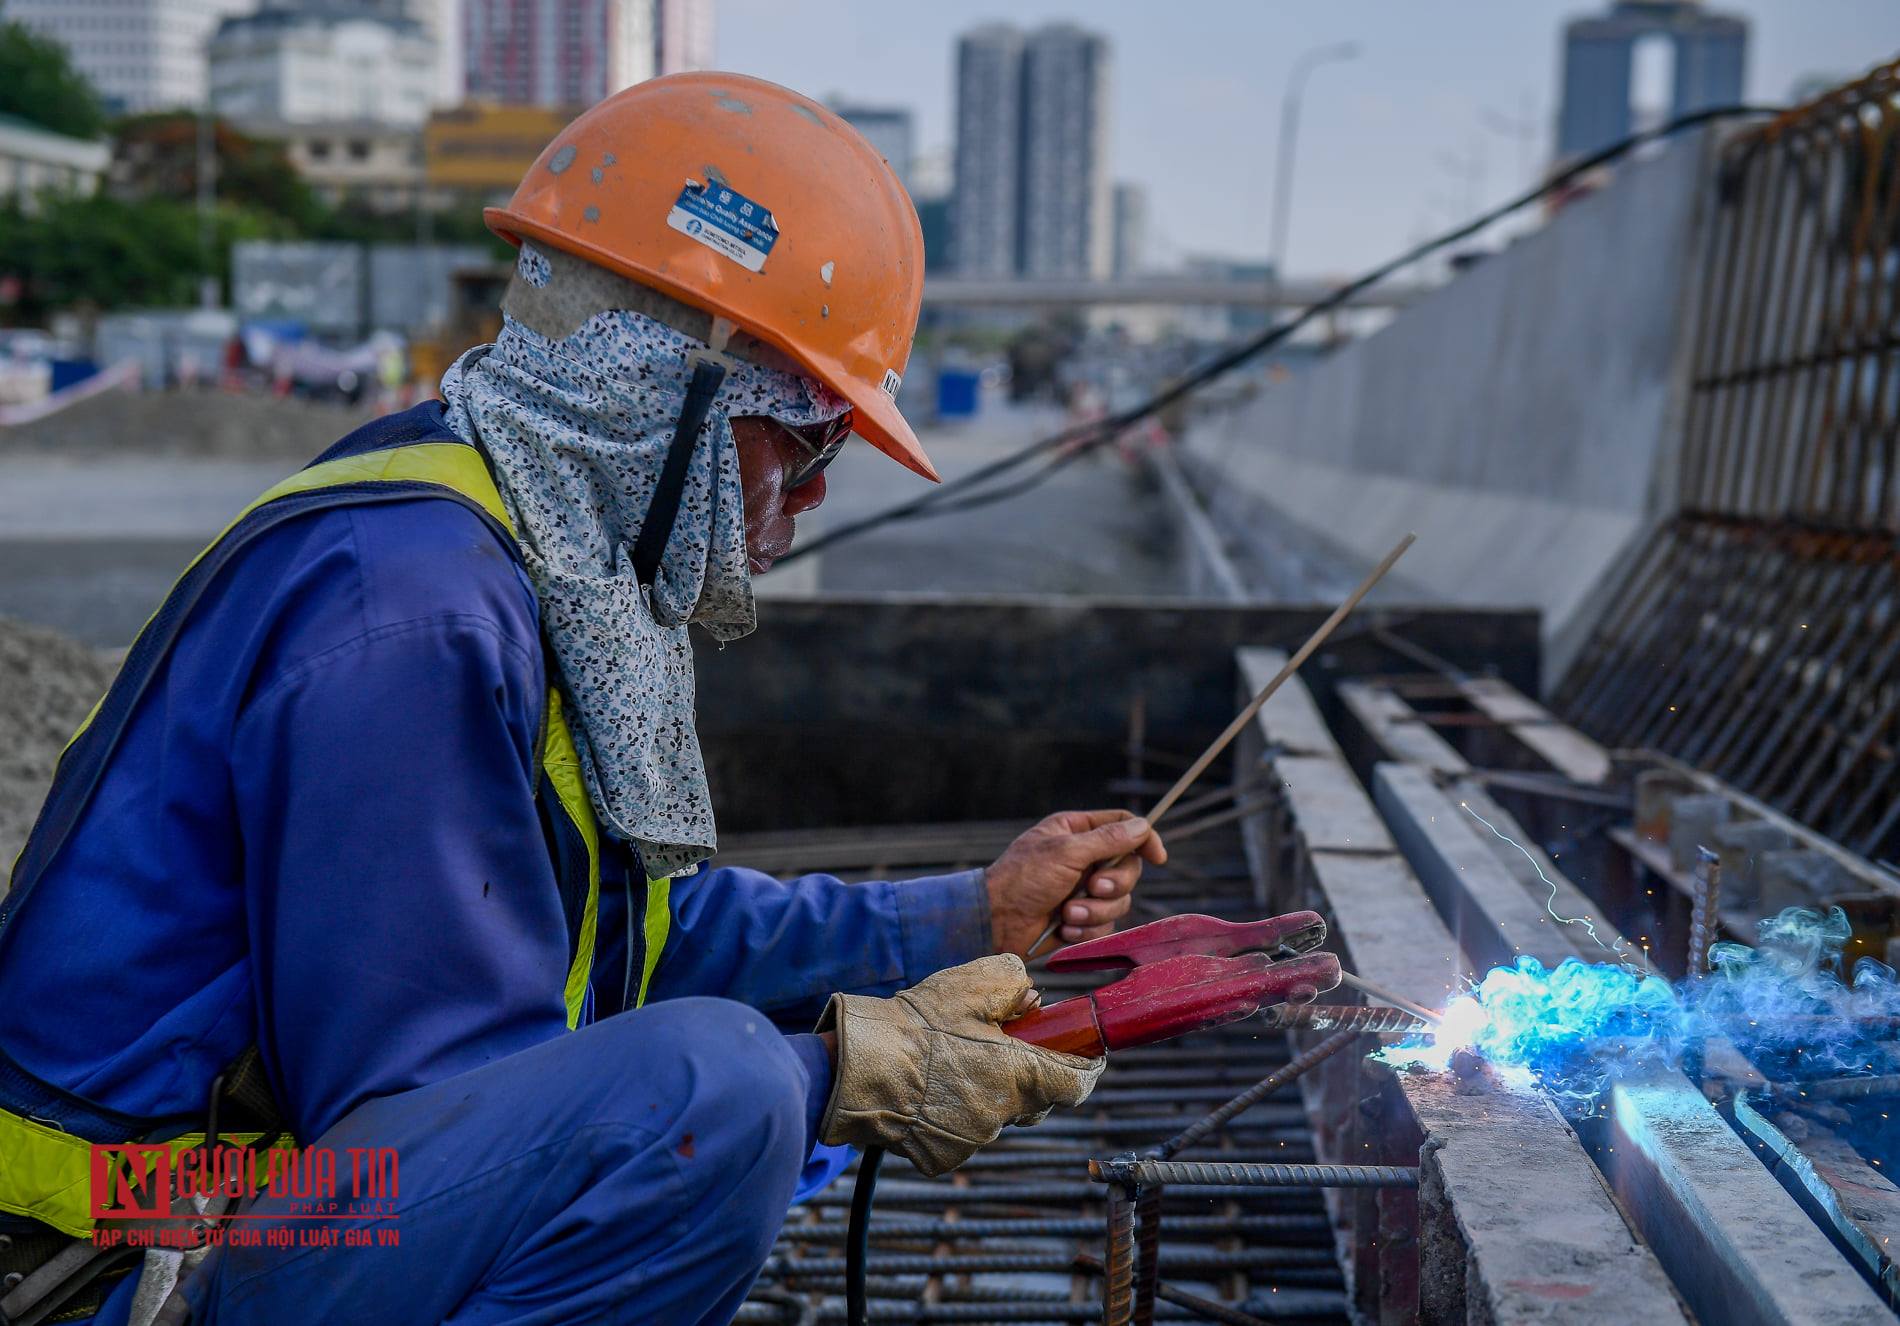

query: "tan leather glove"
left=817, top=954, right=1104, bottom=1177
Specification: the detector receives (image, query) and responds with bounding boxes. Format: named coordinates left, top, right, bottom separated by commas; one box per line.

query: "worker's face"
left=730, top=415, right=829, bottom=574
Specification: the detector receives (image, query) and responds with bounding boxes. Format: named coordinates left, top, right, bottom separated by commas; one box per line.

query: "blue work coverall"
left=0, top=405, right=990, bottom=1324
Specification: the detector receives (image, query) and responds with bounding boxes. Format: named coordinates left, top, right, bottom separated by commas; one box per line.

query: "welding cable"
left=771, top=101, right=1782, bottom=569
left=845, top=1145, right=884, bottom=1326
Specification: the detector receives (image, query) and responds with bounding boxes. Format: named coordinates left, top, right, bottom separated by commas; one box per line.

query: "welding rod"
left=1028, top=532, right=1417, bottom=959
left=1337, top=971, right=1443, bottom=1024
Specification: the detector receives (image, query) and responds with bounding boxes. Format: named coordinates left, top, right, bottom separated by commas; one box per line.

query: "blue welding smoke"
left=1376, top=905, right=1900, bottom=1106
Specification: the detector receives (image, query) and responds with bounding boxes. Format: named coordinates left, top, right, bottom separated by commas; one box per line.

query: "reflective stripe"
left=0, top=436, right=639, bottom=1239
left=542, top=689, right=600, bottom=1030
left=0, top=1116, right=289, bottom=1239
left=636, top=875, right=672, bottom=1008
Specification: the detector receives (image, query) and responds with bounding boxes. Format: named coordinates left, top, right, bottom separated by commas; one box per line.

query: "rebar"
left=1072, top=1252, right=1277, bottom=1326
left=1093, top=1161, right=1420, bottom=1191
left=880, top=1147, right=1316, bottom=1175
left=1687, top=846, right=1723, bottom=976
left=733, top=1302, right=1351, bottom=1323
left=816, top=1180, right=1310, bottom=1207
left=774, top=1214, right=1332, bottom=1244
left=1104, top=1181, right=1138, bottom=1326
left=1557, top=64, right=1900, bottom=862
left=1778, top=1074, right=1900, bottom=1101
left=1334, top=973, right=1442, bottom=1024
left=776, top=1250, right=1335, bottom=1278
left=1153, top=1029, right=1361, bottom=1160
left=1132, top=1185, right=1164, bottom=1326
left=1260, top=1004, right=1429, bottom=1034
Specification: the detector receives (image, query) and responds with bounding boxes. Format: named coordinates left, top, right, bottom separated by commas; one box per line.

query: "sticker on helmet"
left=667, top=179, right=778, bottom=273
left=881, top=369, right=902, bottom=399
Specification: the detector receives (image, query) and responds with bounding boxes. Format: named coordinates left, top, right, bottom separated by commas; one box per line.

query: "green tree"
left=0, top=194, right=299, bottom=318
left=0, top=19, right=107, bottom=140
left=113, top=114, right=329, bottom=232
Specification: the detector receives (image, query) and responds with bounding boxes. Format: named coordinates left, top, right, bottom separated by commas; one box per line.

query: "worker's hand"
left=985, top=810, right=1167, bottom=956
left=818, top=954, right=1102, bottom=1176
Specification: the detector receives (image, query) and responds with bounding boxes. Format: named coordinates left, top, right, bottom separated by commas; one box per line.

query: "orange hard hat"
left=486, top=72, right=937, bottom=482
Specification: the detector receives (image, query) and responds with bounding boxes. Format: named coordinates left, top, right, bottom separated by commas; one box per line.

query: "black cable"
left=772, top=101, right=1781, bottom=568
left=845, top=1145, right=884, bottom=1326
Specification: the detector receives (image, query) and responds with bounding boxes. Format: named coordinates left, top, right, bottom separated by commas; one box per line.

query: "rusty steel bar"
left=778, top=1250, right=1335, bottom=1277
left=813, top=1178, right=1308, bottom=1207
left=1150, top=1029, right=1362, bottom=1160
left=774, top=1214, right=1333, bottom=1244
left=1132, top=1185, right=1164, bottom=1326
left=1103, top=1181, right=1139, bottom=1326
left=1094, top=1160, right=1420, bottom=1190
left=1778, top=1074, right=1900, bottom=1101
left=1687, top=847, right=1724, bottom=976
left=1071, top=1253, right=1279, bottom=1326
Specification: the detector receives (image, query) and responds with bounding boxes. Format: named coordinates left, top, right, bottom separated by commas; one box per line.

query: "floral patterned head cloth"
left=440, top=242, right=847, bottom=876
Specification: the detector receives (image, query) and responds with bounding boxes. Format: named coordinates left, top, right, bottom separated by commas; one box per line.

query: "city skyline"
left=951, top=21, right=1111, bottom=280
left=719, top=0, right=1900, bottom=278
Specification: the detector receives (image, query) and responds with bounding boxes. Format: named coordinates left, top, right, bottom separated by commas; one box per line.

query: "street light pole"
left=197, top=95, right=218, bottom=309
left=1267, top=41, right=1361, bottom=285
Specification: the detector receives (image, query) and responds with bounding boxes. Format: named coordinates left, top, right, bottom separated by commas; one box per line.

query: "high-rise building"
left=461, top=0, right=711, bottom=109
left=210, top=8, right=438, bottom=126
left=1557, top=1, right=1747, bottom=160
left=1111, top=182, right=1147, bottom=279
left=950, top=22, right=1111, bottom=280
left=1018, top=24, right=1110, bottom=279
left=655, top=0, right=714, bottom=77
left=6, top=0, right=260, bottom=114
left=391, top=0, right=466, bottom=105
left=950, top=24, right=1023, bottom=278
left=831, top=104, right=914, bottom=194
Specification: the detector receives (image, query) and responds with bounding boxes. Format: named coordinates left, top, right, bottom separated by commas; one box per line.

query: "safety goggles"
left=776, top=410, right=855, bottom=490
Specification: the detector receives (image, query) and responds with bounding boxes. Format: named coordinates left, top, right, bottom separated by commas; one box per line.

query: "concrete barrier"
left=1182, top=131, right=1717, bottom=685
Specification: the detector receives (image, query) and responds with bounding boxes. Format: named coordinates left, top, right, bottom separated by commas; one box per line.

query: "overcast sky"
left=715, top=1, right=1899, bottom=278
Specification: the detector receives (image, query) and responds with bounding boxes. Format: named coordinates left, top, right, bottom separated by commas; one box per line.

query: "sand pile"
left=0, top=617, right=116, bottom=877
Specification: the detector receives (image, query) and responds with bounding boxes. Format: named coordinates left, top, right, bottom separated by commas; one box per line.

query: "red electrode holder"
left=1003, top=911, right=1341, bottom=1057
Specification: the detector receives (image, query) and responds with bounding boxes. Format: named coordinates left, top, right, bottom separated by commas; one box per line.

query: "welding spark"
left=1457, top=801, right=1636, bottom=969
left=1373, top=905, right=1900, bottom=1117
